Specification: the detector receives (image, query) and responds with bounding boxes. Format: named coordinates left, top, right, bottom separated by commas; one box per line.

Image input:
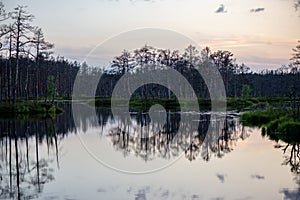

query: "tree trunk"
left=25, top=62, right=29, bottom=102
left=7, top=32, right=12, bottom=103
left=35, top=122, right=41, bottom=192
left=13, top=19, right=21, bottom=104
left=36, top=64, right=39, bottom=102
left=15, top=138, right=20, bottom=199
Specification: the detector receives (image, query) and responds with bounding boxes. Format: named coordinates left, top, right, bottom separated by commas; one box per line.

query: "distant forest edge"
left=0, top=3, right=300, bottom=111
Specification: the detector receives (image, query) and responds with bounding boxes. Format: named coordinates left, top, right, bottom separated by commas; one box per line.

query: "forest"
left=0, top=3, right=300, bottom=108
left=1, top=2, right=300, bottom=199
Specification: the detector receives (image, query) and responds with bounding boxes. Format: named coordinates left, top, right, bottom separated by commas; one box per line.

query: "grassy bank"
left=91, top=96, right=299, bottom=111
left=0, top=102, right=64, bottom=120
left=92, top=97, right=208, bottom=111
left=241, top=106, right=300, bottom=142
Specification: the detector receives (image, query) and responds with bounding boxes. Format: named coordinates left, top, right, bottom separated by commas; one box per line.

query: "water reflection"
left=0, top=121, right=55, bottom=199
left=1, top=103, right=299, bottom=199
left=265, top=129, right=300, bottom=174
left=0, top=103, right=74, bottom=199
left=70, top=103, right=249, bottom=163
left=0, top=103, right=248, bottom=198
left=264, top=127, right=300, bottom=199
left=279, top=143, right=300, bottom=199
left=106, top=113, right=246, bottom=162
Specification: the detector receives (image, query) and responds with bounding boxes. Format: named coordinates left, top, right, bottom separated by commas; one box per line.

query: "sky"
left=3, top=0, right=300, bottom=70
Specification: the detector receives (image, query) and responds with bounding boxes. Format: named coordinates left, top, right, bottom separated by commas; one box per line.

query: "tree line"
left=0, top=3, right=81, bottom=104
left=1, top=3, right=300, bottom=103
left=93, top=43, right=300, bottom=99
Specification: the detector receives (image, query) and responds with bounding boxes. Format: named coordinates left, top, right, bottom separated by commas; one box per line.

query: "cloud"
left=250, top=8, right=265, bottom=13
left=295, top=0, right=300, bottom=10
left=251, top=174, right=265, bottom=180
left=215, top=4, right=227, bottom=13
left=216, top=173, right=227, bottom=183
left=281, top=188, right=300, bottom=200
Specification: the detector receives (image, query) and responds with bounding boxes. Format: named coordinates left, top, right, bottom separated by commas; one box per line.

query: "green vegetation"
left=267, top=120, right=300, bottom=144
left=92, top=97, right=208, bottom=111
left=129, top=98, right=181, bottom=111
left=241, top=108, right=288, bottom=127
left=242, top=84, right=251, bottom=99
left=241, top=104, right=300, bottom=143
left=227, top=97, right=258, bottom=110
left=91, top=96, right=299, bottom=111
left=0, top=102, right=63, bottom=120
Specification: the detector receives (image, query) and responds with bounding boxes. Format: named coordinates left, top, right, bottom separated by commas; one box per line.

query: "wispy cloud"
left=251, top=174, right=265, bottom=180
left=250, top=8, right=265, bottom=13
left=216, top=173, right=227, bottom=183
left=215, top=4, right=227, bottom=13
left=295, top=0, right=300, bottom=10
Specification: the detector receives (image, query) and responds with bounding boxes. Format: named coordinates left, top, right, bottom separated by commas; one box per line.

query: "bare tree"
left=289, top=40, right=300, bottom=115
left=0, top=4, right=11, bottom=103
left=291, top=40, right=300, bottom=67
left=31, top=27, right=54, bottom=102
left=10, top=6, right=34, bottom=103
left=112, top=49, right=132, bottom=74
left=134, top=45, right=156, bottom=67
left=0, top=2, right=10, bottom=22
left=183, top=45, right=200, bottom=67
left=200, top=46, right=212, bottom=62
left=210, top=50, right=235, bottom=93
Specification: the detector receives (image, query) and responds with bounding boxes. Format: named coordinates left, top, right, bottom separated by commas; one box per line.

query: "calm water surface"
left=0, top=103, right=299, bottom=199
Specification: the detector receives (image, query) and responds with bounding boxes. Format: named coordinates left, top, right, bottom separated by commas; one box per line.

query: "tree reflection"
left=267, top=129, right=300, bottom=174
left=266, top=129, right=300, bottom=199
left=107, top=112, right=247, bottom=162
left=282, top=144, right=300, bottom=174
left=0, top=103, right=251, bottom=198
left=0, top=120, right=59, bottom=199
left=0, top=103, right=79, bottom=199
left=280, top=144, right=300, bottom=199
left=0, top=103, right=78, bottom=199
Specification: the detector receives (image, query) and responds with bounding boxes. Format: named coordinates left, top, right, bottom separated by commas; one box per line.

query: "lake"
left=0, top=103, right=299, bottom=200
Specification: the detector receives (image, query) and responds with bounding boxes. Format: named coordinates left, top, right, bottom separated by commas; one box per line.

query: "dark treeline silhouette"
left=0, top=4, right=81, bottom=103
left=1, top=3, right=300, bottom=101
left=1, top=43, right=299, bottom=102
left=83, top=44, right=300, bottom=99
left=0, top=57, right=80, bottom=102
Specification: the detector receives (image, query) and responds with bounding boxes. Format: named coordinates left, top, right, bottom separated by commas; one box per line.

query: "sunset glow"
left=4, top=0, right=300, bottom=69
